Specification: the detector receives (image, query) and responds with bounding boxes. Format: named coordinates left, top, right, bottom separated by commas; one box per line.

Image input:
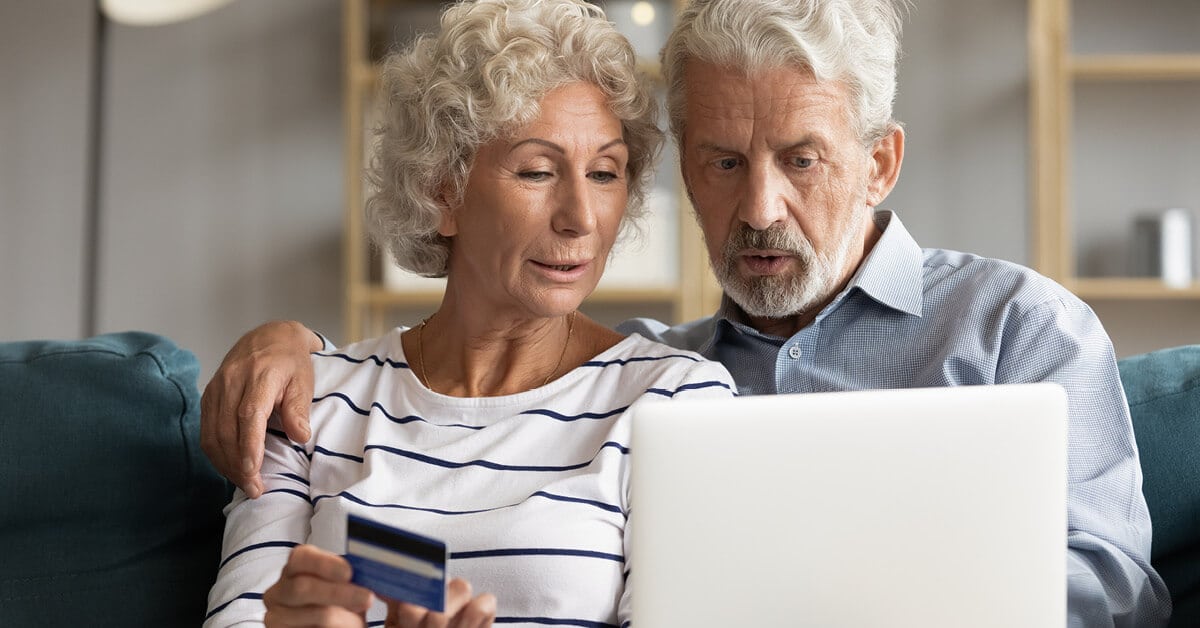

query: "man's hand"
left=201, top=320, right=322, bottom=497
left=264, top=544, right=375, bottom=627
left=386, top=578, right=496, bottom=628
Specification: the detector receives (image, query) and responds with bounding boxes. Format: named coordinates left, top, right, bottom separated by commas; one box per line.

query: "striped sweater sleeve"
left=204, top=418, right=315, bottom=626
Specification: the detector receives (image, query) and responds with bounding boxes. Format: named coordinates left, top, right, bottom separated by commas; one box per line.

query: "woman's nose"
left=552, top=174, right=598, bottom=236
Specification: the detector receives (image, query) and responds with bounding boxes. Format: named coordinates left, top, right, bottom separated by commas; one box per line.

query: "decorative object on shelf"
left=1131, top=208, right=1193, bottom=289
left=1029, top=0, right=1200, bottom=300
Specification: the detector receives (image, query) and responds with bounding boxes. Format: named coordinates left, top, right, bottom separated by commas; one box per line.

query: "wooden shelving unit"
left=341, top=0, right=718, bottom=343
left=1028, top=0, right=1200, bottom=300
left=1067, top=278, right=1200, bottom=301
left=1071, top=54, right=1200, bottom=81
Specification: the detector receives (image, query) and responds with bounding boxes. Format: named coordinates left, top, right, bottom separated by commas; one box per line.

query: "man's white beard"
left=712, top=221, right=859, bottom=320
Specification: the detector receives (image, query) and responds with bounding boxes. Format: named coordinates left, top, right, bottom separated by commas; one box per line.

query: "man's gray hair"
left=661, top=0, right=905, bottom=144
left=367, top=0, right=662, bottom=277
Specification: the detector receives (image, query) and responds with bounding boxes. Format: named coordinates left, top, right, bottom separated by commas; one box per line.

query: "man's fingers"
left=233, top=419, right=265, bottom=499
left=279, top=329, right=317, bottom=444
left=280, top=377, right=314, bottom=444
left=199, top=381, right=222, bottom=469
left=199, top=320, right=319, bottom=494
left=235, top=368, right=286, bottom=484
left=207, top=368, right=256, bottom=492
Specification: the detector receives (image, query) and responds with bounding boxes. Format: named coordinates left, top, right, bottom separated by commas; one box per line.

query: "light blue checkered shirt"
left=619, top=210, right=1171, bottom=627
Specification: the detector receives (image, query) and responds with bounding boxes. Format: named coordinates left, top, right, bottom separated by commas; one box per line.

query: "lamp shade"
left=99, top=0, right=237, bottom=26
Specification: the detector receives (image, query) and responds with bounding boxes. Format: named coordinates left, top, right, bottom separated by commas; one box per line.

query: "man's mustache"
left=725, top=225, right=809, bottom=258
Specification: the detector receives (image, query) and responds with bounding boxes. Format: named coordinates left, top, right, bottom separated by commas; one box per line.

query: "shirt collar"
left=697, top=296, right=753, bottom=354
left=847, top=210, right=924, bottom=317
left=706, top=209, right=924, bottom=348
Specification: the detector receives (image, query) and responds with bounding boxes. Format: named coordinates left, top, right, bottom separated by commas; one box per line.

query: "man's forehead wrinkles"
left=693, top=97, right=754, bottom=113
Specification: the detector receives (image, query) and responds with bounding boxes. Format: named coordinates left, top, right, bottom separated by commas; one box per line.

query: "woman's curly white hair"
left=366, top=0, right=663, bottom=277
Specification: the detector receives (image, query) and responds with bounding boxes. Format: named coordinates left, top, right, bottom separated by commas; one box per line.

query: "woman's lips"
left=531, top=259, right=590, bottom=281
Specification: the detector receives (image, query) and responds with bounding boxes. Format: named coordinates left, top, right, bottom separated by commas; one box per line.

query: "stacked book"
left=1131, top=208, right=1199, bottom=288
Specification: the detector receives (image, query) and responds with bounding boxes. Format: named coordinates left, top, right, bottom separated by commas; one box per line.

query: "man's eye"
left=714, top=157, right=740, bottom=170
left=790, top=157, right=814, bottom=168
left=519, top=171, right=552, bottom=181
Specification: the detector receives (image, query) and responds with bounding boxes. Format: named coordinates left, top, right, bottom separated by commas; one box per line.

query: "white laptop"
left=629, top=383, right=1067, bottom=628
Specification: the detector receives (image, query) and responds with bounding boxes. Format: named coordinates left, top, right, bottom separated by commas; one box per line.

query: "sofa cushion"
left=0, top=332, right=229, bottom=627
left=1118, top=344, right=1200, bottom=627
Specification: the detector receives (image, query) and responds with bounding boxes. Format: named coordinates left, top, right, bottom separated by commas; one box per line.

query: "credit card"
left=345, top=514, right=448, bottom=611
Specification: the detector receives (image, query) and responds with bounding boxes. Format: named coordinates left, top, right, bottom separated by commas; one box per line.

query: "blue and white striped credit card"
left=345, top=514, right=448, bottom=612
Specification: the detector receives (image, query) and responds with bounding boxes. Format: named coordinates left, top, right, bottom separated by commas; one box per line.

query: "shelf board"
left=1067, top=278, right=1200, bottom=300
left=355, top=285, right=681, bottom=307
left=1071, top=54, right=1200, bottom=81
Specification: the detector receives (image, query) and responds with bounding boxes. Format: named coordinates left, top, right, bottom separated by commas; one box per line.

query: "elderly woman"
left=202, top=0, right=734, bottom=626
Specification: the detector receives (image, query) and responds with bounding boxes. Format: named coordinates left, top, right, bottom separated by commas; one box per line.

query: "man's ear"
left=865, top=125, right=904, bottom=207
left=436, top=185, right=458, bottom=237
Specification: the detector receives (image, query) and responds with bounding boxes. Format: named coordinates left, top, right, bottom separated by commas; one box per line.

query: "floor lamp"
left=84, top=0, right=236, bottom=335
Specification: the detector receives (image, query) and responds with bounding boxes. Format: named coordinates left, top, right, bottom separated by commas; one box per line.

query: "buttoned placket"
left=776, top=322, right=820, bottom=394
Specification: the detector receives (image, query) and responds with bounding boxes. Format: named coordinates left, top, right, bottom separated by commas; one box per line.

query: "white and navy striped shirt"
left=205, top=331, right=735, bottom=627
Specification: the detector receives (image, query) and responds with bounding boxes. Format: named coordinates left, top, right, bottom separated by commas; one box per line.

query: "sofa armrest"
left=1119, top=344, right=1200, bottom=627
left=0, top=332, right=229, bottom=626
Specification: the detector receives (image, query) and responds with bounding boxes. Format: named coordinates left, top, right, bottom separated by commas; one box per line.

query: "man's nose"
left=738, top=163, right=789, bottom=230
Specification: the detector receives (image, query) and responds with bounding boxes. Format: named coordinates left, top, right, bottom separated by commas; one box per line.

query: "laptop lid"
left=629, top=383, right=1067, bottom=627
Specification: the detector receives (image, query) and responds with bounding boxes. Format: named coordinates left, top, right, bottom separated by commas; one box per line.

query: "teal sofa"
left=0, top=332, right=228, bottom=627
left=0, top=332, right=1195, bottom=626
left=1119, top=345, right=1200, bottom=627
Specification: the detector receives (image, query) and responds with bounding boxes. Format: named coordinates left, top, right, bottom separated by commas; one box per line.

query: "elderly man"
left=202, top=0, right=1169, bottom=625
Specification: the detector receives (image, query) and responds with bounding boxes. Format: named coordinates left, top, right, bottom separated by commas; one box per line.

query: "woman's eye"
left=519, top=171, right=552, bottom=181
left=589, top=171, right=619, bottom=183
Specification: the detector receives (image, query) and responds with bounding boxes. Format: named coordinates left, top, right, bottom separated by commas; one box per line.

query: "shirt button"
left=788, top=345, right=802, bottom=359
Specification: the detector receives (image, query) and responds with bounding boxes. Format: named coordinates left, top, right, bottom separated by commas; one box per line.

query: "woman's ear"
left=436, top=186, right=458, bottom=237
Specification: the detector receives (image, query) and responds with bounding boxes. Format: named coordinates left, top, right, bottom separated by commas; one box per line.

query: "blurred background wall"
left=3, top=0, right=1199, bottom=382
left=2, top=0, right=342, bottom=380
